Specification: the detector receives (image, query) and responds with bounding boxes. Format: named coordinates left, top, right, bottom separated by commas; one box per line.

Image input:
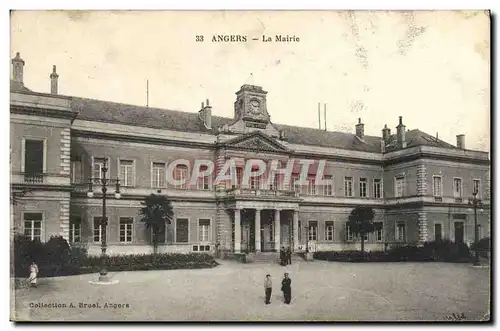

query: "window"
left=250, top=172, right=260, bottom=190
left=396, top=222, right=406, bottom=242
left=197, top=165, right=211, bottom=190
left=308, top=221, right=318, bottom=241
left=71, top=159, right=82, bottom=183
left=373, top=179, right=382, bottom=199
left=176, top=218, right=189, bottom=243
left=93, top=217, right=106, bottom=243
left=308, top=176, right=316, bottom=195
left=359, top=178, right=368, bottom=197
left=324, top=176, right=333, bottom=196
left=119, top=217, right=134, bottom=243
left=374, top=222, right=383, bottom=242
left=345, top=224, right=354, bottom=241
left=433, top=176, right=442, bottom=197
left=292, top=175, right=300, bottom=193
left=119, top=160, right=134, bottom=187
left=152, top=162, right=166, bottom=188
left=69, top=217, right=81, bottom=243
left=24, top=139, right=44, bottom=174
left=453, top=178, right=462, bottom=198
left=434, top=223, right=442, bottom=241
left=199, top=219, right=210, bottom=242
left=473, top=179, right=481, bottom=196
left=344, top=177, right=353, bottom=197
left=395, top=176, right=405, bottom=198
left=174, top=165, right=189, bottom=189
left=93, top=157, right=106, bottom=180
left=193, top=245, right=211, bottom=252
left=325, top=221, right=334, bottom=241
left=269, top=173, right=279, bottom=190
left=235, top=168, right=243, bottom=188
left=24, top=213, right=42, bottom=241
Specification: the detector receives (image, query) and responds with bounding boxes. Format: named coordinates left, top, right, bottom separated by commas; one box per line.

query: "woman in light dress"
left=28, top=261, right=39, bottom=287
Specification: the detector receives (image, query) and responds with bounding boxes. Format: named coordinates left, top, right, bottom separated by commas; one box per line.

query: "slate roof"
left=10, top=80, right=34, bottom=93
left=11, top=81, right=460, bottom=153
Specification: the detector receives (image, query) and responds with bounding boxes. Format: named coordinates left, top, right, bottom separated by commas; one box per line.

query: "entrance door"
left=308, top=221, right=318, bottom=252
left=454, top=221, right=464, bottom=244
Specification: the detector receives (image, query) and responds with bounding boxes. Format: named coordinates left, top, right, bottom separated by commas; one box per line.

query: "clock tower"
left=233, top=84, right=270, bottom=125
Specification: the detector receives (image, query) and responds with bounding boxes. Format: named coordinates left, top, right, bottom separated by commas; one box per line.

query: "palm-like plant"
left=139, top=194, right=174, bottom=254
left=346, top=206, right=380, bottom=253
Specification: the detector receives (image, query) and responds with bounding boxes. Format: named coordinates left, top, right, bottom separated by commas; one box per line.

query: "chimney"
left=205, top=99, right=212, bottom=129
left=198, top=99, right=212, bottom=129
left=355, top=118, right=364, bottom=139
left=50, top=65, right=59, bottom=94
left=456, top=134, right=465, bottom=149
left=12, top=52, right=25, bottom=84
left=382, top=124, right=391, bottom=141
left=396, top=116, right=407, bottom=148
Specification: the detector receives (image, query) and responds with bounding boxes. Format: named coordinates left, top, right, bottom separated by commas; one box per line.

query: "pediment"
left=223, top=132, right=288, bottom=153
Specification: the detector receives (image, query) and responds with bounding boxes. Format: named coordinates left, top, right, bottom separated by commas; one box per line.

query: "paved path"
left=12, top=260, right=490, bottom=321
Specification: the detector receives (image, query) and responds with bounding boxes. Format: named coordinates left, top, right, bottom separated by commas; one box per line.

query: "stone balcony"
left=225, top=187, right=300, bottom=199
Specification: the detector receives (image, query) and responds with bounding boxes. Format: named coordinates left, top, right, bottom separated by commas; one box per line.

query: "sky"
left=10, top=10, right=490, bottom=151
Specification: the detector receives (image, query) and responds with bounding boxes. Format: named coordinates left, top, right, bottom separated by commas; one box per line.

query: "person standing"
left=286, top=246, right=292, bottom=265
left=279, top=246, right=285, bottom=266
left=281, top=273, right=292, bottom=304
left=264, top=274, right=272, bottom=304
left=28, top=261, right=39, bottom=288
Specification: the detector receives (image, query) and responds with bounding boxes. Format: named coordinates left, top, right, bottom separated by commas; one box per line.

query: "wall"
left=11, top=122, right=64, bottom=175
left=72, top=137, right=215, bottom=187
left=13, top=197, right=64, bottom=242
left=424, top=160, right=490, bottom=199
left=71, top=201, right=217, bottom=248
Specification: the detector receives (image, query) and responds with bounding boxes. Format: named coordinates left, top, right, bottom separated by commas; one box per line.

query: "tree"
left=139, top=194, right=174, bottom=254
left=346, top=206, right=380, bottom=253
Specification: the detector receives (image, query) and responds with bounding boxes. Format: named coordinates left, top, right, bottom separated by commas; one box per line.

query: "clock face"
left=249, top=100, right=261, bottom=114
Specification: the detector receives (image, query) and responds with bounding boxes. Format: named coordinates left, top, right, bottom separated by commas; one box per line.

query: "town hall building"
left=10, top=53, right=491, bottom=256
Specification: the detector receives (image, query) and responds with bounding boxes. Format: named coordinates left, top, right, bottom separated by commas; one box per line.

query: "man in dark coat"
left=281, top=273, right=292, bottom=304
left=280, top=246, right=286, bottom=266
left=286, top=246, right=292, bottom=265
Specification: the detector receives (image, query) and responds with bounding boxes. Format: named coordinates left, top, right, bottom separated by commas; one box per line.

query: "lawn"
left=11, top=260, right=490, bottom=321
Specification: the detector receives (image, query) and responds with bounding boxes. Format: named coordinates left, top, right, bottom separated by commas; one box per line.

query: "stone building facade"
left=10, top=53, right=491, bottom=256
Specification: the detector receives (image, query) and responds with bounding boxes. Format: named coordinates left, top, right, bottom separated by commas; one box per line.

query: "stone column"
left=255, top=209, right=261, bottom=252
left=274, top=209, right=281, bottom=251
left=417, top=212, right=428, bottom=245
left=293, top=210, right=299, bottom=251
left=234, top=208, right=241, bottom=253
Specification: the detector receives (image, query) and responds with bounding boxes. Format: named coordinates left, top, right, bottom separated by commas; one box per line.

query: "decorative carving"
left=227, top=134, right=288, bottom=152
left=235, top=138, right=274, bottom=151
left=245, top=121, right=267, bottom=129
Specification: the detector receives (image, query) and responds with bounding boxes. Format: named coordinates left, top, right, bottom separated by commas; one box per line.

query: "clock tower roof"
left=235, top=84, right=268, bottom=95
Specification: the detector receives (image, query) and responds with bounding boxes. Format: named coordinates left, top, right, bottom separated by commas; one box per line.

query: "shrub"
left=44, top=236, right=71, bottom=275
left=422, top=240, right=472, bottom=263
left=13, top=234, right=45, bottom=277
left=313, top=241, right=472, bottom=263
left=12, top=235, right=218, bottom=277
left=471, top=237, right=491, bottom=259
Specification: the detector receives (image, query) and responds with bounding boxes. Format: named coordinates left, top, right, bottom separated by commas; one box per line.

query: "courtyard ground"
left=11, top=259, right=490, bottom=322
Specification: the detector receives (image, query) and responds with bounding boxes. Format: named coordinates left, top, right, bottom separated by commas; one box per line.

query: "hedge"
left=12, top=234, right=219, bottom=278
left=313, top=240, right=473, bottom=263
